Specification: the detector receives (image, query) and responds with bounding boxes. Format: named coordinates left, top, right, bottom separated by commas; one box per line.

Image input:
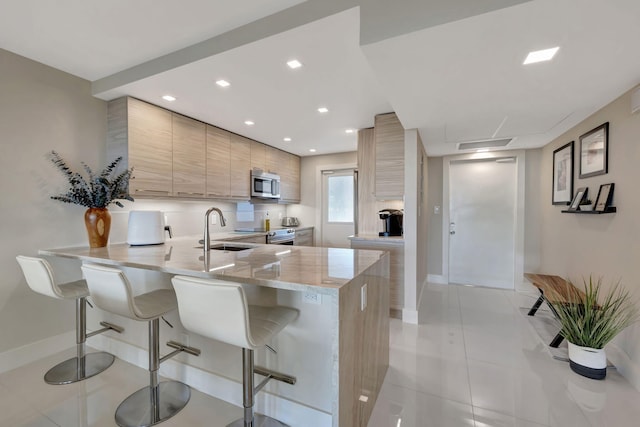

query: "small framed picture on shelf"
left=594, top=183, right=615, bottom=212
left=552, top=141, right=574, bottom=205
left=579, top=122, right=609, bottom=178
left=568, top=187, right=588, bottom=211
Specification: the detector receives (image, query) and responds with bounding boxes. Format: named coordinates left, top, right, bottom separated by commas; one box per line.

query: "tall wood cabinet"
left=206, top=125, right=231, bottom=198
left=229, top=135, right=251, bottom=199
left=374, top=113, right=404, bottom=199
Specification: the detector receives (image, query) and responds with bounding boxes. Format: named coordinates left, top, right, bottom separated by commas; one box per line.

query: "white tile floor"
left=2, top=284, right=640, bottom=426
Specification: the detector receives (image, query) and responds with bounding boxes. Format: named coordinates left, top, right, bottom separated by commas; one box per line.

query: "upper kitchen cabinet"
left=205, top=125, right=231, bottom=198
left=374, top=112, right=405, bottom=200
left=267, top=147, right=300, bottom=203
left=173, top=114, right=206, bottom=198
left=229, top=134, right=251, bottom=200
left=108, top=97, right=173, bottom=196
left=250, top=140, right=267, bottom=172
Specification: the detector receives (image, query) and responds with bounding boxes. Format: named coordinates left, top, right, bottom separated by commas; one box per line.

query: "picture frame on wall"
left=568, top=187, right=588, bottom=211
left=579, top=122, right=609, bottom=178
left=594, top=183, right=615, bottom=212
left=552, top=141, right=574, bottom=205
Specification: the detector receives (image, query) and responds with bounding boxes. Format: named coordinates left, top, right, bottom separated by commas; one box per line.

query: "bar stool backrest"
left=16, top=256, right=64, bottom=299
left=81, top=264, right=138, bottom=320
left=172, top=276, right=254, bottom=349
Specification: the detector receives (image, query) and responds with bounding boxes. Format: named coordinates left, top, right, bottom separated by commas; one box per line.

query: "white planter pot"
left=568, top=342, right=607, bottom=380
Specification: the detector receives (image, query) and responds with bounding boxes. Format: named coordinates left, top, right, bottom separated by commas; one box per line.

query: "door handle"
left=449, top=222, right=456, bottom=235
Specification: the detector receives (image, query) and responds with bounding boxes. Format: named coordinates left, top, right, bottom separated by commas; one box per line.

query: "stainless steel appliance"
left=251, top=170, right=280, bottom=199
left=281, top=217, right=300, bottom=227
left=378, top=209, right=403, bottom=236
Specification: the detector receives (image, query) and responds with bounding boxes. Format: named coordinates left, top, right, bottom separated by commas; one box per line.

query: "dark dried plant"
left=49, top=151, right=134, bottom=208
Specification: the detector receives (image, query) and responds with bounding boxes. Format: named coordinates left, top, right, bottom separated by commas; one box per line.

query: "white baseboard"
left=427, top=274, right=447, bottom=285
left=90, top=334, right=332, bottom=427
left=606, top=343, right=640, bottom=392
left=0, top=331, right=75, bottom=374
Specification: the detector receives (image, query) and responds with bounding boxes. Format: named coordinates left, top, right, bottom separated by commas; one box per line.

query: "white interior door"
left=321, top=169, right=355, bottom=248
left=449, top=158, right=517, bottom=289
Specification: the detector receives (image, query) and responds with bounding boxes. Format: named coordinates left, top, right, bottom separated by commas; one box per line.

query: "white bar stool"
left=171, top=275, right=298, bottom=427
left=81, top=264, right=200, bottom=427
left=16, top=255, right=123, bottom=385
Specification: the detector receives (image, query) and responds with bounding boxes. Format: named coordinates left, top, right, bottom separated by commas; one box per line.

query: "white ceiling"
left=2, top=0, right=640, bottom=157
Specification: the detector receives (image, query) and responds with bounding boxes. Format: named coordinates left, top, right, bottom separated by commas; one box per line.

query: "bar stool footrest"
left=115, top=381, right=190, bottom=427
left=44, top=351, right=115, bottom=385
left=254, top=366, right=296, bottom=385
left=227, top=413, right=290, bottom=427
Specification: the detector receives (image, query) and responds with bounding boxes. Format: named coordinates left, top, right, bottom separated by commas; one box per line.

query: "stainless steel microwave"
left=251, top=170, right=280, bottom=199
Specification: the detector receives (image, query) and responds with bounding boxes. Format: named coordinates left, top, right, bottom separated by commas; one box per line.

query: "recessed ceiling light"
left=317, top=107, right=329, bottom=113
left=523, top=47, right=559, bottom=65
left=477, top=148, right=489, bottom=153
left=216, top=79, right=230, bottom=87
left=244, top=120, right=255, bottom=126
left=309, top=149, right=317, bottom=153
left=287, top=59, right=302, bottom=69
left=283, top=137, right=292, bottom=142
left=345, top=129, right=354, bottom=134
left=162, top=95, right=176, bottom=102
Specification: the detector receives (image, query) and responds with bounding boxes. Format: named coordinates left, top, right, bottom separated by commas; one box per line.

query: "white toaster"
left=127, top=211, right=167, bottom=245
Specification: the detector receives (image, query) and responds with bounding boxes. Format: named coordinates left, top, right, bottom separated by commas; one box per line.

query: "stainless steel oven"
left=267, top=229, right=295, bottom=245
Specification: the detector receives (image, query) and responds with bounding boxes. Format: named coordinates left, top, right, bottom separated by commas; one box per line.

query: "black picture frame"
left=579, top=122, right=609, bottom=178
left=568, top=187, right=588, bottom=211
left=594, top=183, right=615, bottom=212
left=552, top=141, right=574, bottom=205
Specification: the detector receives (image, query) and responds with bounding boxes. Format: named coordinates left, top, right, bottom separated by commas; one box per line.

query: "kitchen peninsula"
left=40, top=239, right=390, bottom=427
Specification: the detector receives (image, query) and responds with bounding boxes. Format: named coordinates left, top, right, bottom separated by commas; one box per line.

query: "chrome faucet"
left=204, top=207, right=227, bottom=252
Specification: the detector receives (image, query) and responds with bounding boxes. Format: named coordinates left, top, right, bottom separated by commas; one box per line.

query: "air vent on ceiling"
left=457, top=138, right=513, bottom=151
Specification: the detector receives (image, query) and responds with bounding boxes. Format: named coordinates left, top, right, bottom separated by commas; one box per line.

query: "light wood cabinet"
left=294, top=228, right=314, bottom=246
left=374, top=113, right=404, bottom=199
left=206, top=125, right=231, bottom=198
left=250, top=140, right=267, bottom=172
left=350, top=239, right=404, bottom=316
left=229, top=135, right=251, bottom=199
left=173, top=114, right=206, bottom=198
left=110, top=97, right=173, bottom=197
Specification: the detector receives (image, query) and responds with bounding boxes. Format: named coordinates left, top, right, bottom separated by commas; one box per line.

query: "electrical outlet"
left=434, top=205, right=441, bottom=214
left=211, top=214, right=217, bottom=225
left=303, top=292, right=321, bottom=305
left=361, top=283, right=367, bottom=311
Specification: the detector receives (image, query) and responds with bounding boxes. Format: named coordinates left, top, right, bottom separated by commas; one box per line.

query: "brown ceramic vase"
left=84, top=208, right=111, bottom=248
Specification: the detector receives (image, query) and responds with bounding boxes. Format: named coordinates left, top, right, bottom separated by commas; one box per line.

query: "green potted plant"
left=546, top=277, right=638, bottom=379
left=49, top=151, right=134, bottom=248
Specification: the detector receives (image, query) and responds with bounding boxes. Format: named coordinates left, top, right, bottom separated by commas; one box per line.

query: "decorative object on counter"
left=127, top=211, right=172, bottom=246
left=594, top=183, right=615, bottom=212
left=567, top=187, right=588, bottom=212
left=544, top=277, right=639, bottom=380
left=265, top=210, right=270, bottom=231
left=579, top=122, right=609, bottom=178
left=552, top=141, right=574, bottom=205
left=49, top=151, right=133, bottom=248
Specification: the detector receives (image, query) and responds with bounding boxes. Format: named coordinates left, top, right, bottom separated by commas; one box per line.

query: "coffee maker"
left=378, top=209, right=403, bottom=236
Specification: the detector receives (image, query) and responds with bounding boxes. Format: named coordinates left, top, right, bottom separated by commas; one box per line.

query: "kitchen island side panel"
left=338, top=252, right=389, bottom=427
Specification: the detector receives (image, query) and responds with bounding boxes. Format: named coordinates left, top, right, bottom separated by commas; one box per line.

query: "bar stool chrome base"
left=44, top=351, right=115, bottom=385
left=115, top=381, right=190, bottom=427
left=228, top=414, right=290, bottom=427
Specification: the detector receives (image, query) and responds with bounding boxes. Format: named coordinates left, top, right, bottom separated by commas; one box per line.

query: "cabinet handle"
left=135, top=189, right=170, bottom=195
left=207, top=193, right=230, bottom=197
left=177, top=192, right=204, bottom=196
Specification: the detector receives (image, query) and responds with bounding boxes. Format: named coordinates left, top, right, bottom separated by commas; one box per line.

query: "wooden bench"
left=524, top=273, right=587, bottom=348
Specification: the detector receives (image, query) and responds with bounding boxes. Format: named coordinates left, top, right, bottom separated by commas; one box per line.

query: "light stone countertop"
left=348, top=234, right=404, bottom=244
left=40, top=236, right=383, bottom=293
left=208, top=226, right=314, bottom=242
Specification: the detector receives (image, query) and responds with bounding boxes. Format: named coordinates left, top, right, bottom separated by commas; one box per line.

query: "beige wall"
left=539, top=87, right=640, bottom=384
left=286, top=151, right=357, bottom=237
left=0, top=49, right=108, bottom=353
left=426, top=157, right=443, bottom=276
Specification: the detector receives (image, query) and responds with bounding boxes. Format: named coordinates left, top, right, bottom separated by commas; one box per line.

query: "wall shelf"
left=561, top=207, right=617, bottom=214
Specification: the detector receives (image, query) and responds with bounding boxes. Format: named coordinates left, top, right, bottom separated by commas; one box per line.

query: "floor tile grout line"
left=453, top=284, right=478, bottom=425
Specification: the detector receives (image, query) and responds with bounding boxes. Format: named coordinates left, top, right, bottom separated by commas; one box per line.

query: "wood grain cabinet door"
left=250, top=140, right=267, bottom=172
left=173, top=114, right=206, bottom=198
left=206, top=125, right=231, bottom=198
left=230, top=135, right=251, bottom=199
left=374, top=112, right=404, bottom=199
left=127, top=98, right=173, bottom=196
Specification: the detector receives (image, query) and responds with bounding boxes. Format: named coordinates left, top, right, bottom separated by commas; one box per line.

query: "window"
left=327, top=175, right=353, bottom=223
